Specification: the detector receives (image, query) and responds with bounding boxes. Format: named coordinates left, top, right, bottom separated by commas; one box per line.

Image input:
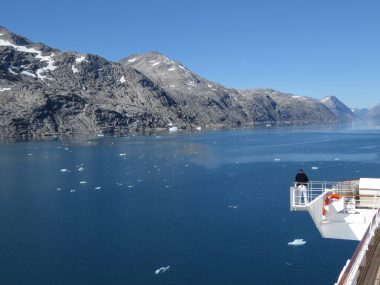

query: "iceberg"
left=155, top=266, right=170, bottom=275
left=288, top=239, right=306, bottom=246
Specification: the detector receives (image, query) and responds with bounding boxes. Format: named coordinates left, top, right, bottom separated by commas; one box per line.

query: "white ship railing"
left=336, top=205, right=380, bottom=285
left=290, top=180, right=361, bottom=211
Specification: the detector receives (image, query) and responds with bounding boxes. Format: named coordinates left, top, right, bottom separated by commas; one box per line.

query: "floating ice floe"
left=169, top=126, right=178, bottom=132
left=78, top=166, right=85, bottom=171
left=195, top=126, right=202, bottom=131
left=56, top=187, right=62, bottom=191
left=94, top=186, right=101, bottom=190
left=288, top=239, right=306, bottom=246
left=119, top=153, right=127, bottom=156
left=229, top=205, right=238, bottom=209
left=274, top=158, right=281, bottom=161
left=155, top=266, right=170, bottom=275
left=311, top=166, right=319, bottom=170
left=60, top=168, right=70, bottom=173
left=70, top=189, right=76, bottom=193
left=0, top=87, right=11, bottom=92
left=79, top=181, right=87, bottom=184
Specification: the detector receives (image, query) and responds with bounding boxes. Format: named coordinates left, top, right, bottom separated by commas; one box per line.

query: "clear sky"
left=1, top=0, right=379, bottom=108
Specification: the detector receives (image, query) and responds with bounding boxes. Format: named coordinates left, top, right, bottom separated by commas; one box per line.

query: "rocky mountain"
left=319, top=96, right=355, bottom=122
left=0, top=26, right=355, bottom=138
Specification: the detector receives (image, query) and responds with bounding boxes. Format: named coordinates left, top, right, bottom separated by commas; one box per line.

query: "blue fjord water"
left=0, top=127, right=379, bottom=285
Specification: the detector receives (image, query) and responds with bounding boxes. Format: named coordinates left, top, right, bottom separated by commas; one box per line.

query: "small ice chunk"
left=119, top=153, right=127, bottom=156
left=70, top=189, right=76, bottom=193
left=229, top=205, right=238, bottom=209
left=60, top=168, right=69, bottom=173
left=78, top=166, right=85, bottom=171
left=311, top=166, right=319, bottom=170
left=169, top=126, right=178, bottom=132
left=0, top=87, right=11, bottom=92
left=155, top=266, right=170, bottom=275
left=56, top=187, right=62, bottom=191
left=120, top=75, right=126, bottom=83
left=94, top=186, right=101, bottom=190
left=79, top=181, right=87, bottom=184
left=288, top=239, right=306, bottom=246
left=196, top=126, right=202, bottom=131
left=274, top=158, right=281, bottom=161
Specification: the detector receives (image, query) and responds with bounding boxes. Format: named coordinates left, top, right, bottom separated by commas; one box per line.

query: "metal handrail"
left=336, top=208, right=380, bottom=285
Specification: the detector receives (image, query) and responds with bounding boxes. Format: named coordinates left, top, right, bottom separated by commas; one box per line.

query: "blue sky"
left=2, top=0, right=379, bottom=108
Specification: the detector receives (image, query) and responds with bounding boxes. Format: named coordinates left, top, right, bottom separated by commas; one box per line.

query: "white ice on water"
left=288, top=239, right=306, bottom=246
left=169, top=126, right=178, bottom=132
left=155, top=266, right=170, bottom=275
left=0, top=87, right=11, bottom=92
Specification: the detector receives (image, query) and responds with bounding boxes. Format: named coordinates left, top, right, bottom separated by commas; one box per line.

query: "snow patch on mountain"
left=75, top=56, right=87, bottom=63
left=71, top=65, right=79, bottom=74
left=21, top=70, right=36, bottom=78
left=0, top=38, right=57, bottom=79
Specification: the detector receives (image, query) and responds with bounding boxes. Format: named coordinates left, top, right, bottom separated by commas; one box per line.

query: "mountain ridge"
left=0, top=26, right=356, bottom=137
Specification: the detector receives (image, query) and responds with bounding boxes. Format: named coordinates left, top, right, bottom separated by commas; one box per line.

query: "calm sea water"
left=1, top=127, right=380, bottom=285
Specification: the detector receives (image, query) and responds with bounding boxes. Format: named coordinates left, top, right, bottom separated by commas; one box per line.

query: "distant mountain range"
left=0, top=26, right=360, bottom=137
left=352, top=105, right=380, bottom=121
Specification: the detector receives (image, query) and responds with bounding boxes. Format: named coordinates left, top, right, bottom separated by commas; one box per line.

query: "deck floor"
left=357, top=228, right=380, bottom=285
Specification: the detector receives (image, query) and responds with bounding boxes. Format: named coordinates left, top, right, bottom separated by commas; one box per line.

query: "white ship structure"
left=290, top=178, right=380, bottom=285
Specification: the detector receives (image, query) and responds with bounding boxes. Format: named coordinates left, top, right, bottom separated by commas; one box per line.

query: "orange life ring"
left=322, top=194, right=341, bottom=216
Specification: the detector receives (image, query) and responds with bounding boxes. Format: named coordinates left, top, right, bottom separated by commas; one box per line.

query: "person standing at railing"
left=295, top=169, right=309, bottom=204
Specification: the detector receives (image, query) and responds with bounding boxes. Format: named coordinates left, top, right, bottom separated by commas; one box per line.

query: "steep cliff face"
left=0, top=26, right=356, bottom=137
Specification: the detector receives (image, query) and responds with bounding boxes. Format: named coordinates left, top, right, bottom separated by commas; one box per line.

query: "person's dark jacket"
left=295, top=172, right=309, bottom=186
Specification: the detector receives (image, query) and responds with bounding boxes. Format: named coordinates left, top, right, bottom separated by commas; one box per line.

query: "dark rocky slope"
left=0, top=26, right=355, bottom=137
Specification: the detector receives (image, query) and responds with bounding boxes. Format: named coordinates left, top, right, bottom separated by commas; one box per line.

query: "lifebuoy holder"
left=322, top=194, right=342, bottom=216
